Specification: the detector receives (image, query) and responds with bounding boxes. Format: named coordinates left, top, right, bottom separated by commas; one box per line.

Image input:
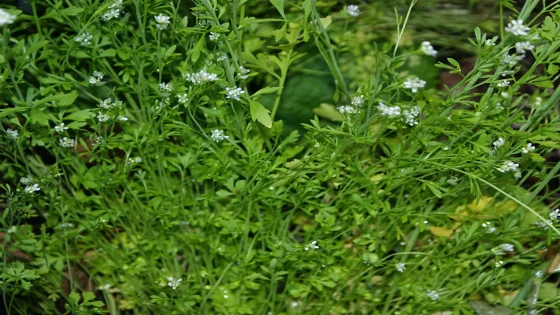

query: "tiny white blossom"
left=497, top=161, right=519, bottom=173
left=154, top=14, right=170, bottom=30
left=20, top=176, right=33, bottom=185
left=6, top=128, right=18, bottom=140
left=505, top=19, right=530, bottom=36
left=60, top=223, right=74, bottom=228
left=211, top=129, right=229, bottom=142
left=501, top=53, right=524, bottom=67
left=493, top=137, right=505, bottom=148
left=351, top=95, right=365, bottom=107
left=97, top=112, right=110, bottom=122
left=497, top=80, right=510, bottom=88
left=177, top=93, right=189, bottom=104
left=24, top=183, right=40, bottom=194
left=74, top=32, right=93, bottom=46
left=93, top=136, right=104, bottom=146
left=238, top=66, right=251, bottom=80
left=495, top=260, right=504, bottom=268
left=347, top=5, right=361, bottom=17
left=7, top=226, right=16, bottom=234
left=225, top=86, right=245, bottom=101
left=117, top=116, right=128, bottom=121
left=501, top=92, right=509, bottom=98
left=402, top=106, right=420, bottom=126
left=485, top=39, right=496, bottom=46
left=550, top=209, right=560, bottom=222
left=54, top=123, right=68, bottom=133
left=482, top=222, right=496, bottom=234
left=427, top=290, right=440, bottom=301
left=100, top=283, right=111, bottom=290
left=378, top=102, right=401, bottom=117
left=396, top=263, right=406, bottom=272
left=403, top=77, right=426, bottom=93
left=493, top=243, right=515, bottom=255
left=167, top=277, right=182, bottom=289
left=89, top=71, right=104, bottom=85
left=420, top=41, right=437, bottom=57
left=159, top=82, right=172, bottom=92
left=59, top=137, right=75, bottom=148
left=0, top=9, right=17, bottom=26
left=534, top=220, right=553, bottom=230
left=534, top=97, right=542, bottom=108
left=304, top=241, right=319, bottom=251
left=337, top=105, right=356, bottom=114
left=522, top=143, right=535, bottom=154
left=102, top=0, right=123, bottom=21
left=209, top=32, right=220, bottom=41
left=515, top=41, right=535, bottom=54
left=185, top=70, right=219, bottom=84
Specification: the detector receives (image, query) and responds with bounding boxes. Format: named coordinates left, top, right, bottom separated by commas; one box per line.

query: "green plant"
left=1, top=0, right=560, bottom=314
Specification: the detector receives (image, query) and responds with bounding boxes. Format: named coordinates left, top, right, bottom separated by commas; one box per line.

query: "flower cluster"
left=403, top=77, right=426, bottom=93
left=209, top=32, right=220, bottom=41
left=211, top=129, right=229, bottom=142
left=225, top=87, right=245, bottom=101
left=515, top=41, right=535, bottom=54
left=89, top=71, right=104, bottom=86
left=420, top=41, right=437, bottom=57
left=0, top=9, right=17, bottom=26
left=402, top=106, right=420, bottom=126
left=177, top=93, right=189, bottom=104
left=99, top=98, right=122, bottom=110
left=154, top=14, right=170, bottom=30
left=522, top=143, right=535, bottom=154
left=185, top=70, right=219, bottom=84
left=351, top=95, right=365, bottom=107
left=6, top=128, right=18, bottom=140
left=59, top=137, right=75, bottom=148
left=482, top=222, right=496, bottom=233
left=337, top=105, right=357, bottom=114
left=304, top=241, right=319, bottom=251
left=21, top=176, right=40, bottom=194
left=492, top=243, right=515, bottom=255
left=54, top=123, right=68, bottom=133
left=505, top=19, right=530, bottom=36
left=159, top=82, right=172, bottom=92
left=347, top=5, right=361, bottom=17
left=126, top=157, right=142, bottom=166
left=238, top=66, right=251, bottom=80
left=497, top=161, right=519, bottom=173
left=493, top=137, right=505, bottom=149
left=74, top=32, right=93, bottom=46
left=395, top=263, right=406, bottom=272
left=426, top=290, right=440, bottom=301
left=102, top=0, right=123, bottom=21
left=378, top=102, right=401, bottom=117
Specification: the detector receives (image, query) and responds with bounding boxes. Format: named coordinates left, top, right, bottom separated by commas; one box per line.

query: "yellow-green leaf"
left=249, top=100, right=272, bottom=128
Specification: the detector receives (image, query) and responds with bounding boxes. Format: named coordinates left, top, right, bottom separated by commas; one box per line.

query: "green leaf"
left=99, top=49, right=117, bottom=58
left=312, top=103, right=344, bottom=122
left=82, top=292, right=95, bottom=303
left=249, top=100, right=272, bottom=128
left=447, top=58, right=461, bottom=70
left=59, top=7, right=84, bottom=16
left=270, top=0, right=286, bottom=19
left=65, top=109, right=92, bottom=121
left=30, top=109, right=49, bottom=126
left=252, top=87, right=282, bottom=98
left=58, top=91, right=78, bottom=106
left=191, top=36, right=205, bottom=62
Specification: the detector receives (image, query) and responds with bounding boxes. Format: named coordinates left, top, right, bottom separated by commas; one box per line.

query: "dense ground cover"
left=1, top=0, right=560, bottom=314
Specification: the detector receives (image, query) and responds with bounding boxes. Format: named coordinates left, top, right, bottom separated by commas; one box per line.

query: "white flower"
left=93, top=136, right=104, bottom=146
left=74, top=32, right=93, bottom=46
left=155, top=14, right=170, bottom=30
left=126, top=157, right=142, bottom=165
left=209, top=32, right=220, bottom=41
left=97, top=112, right=110, bottom=122
left=6, top=128, right=18, bottom=140
left=493, top=243, right=515, bottom=255
left=493, top=137, right=505, bottom=148
left=238, top=66, right=251, bottom=80
left=7, top=226, right=16, bottom=234
left=60, top=223, right=74, bottom=228
left=100, top=283, right=111, bottom=290
left=501, top=53, right=524, bottom=67
left=225, top=86, right=245, bottom=101
left=117, top=116, right=128, bottom=121
left=177, top=93, right=189, bottom=104
left=402, top=106, right=420, bottom=126
left=485, top=39, right=496, bottom=46
left=304, top=241, right=319, bottom=251
left=549, top=209, right=560, bottom=222
left=522, top=143, right=535, bottom=154
left=378, top=102, right=401, bottom=117
left=420, top=41, right=437, bottom=57
left=159, top=82, right=172, bottom=92
left=351, top=95, right=365, bottom=107
left=497, top=161, right=519, bottom=173
left=482, top=222, right=496, bottom=233
left=534, top=96, right=542, bottom=107
left=20, top=176, right=32, bottom=185
left=534, top=220, right=553, bottom=230
left=0, top=9, right=17, bottom=26
left=54, top=123, right=68, bottom=133
left=167, top=277, right=182, bottom=289
left=211, top=129, right=229, bottom=142
left=185, top=70, right=219, bottom=84
left=427, top=290, right=440, bottom=301
left=515, top=41, right=534, bottom=54
left=102, top=0, right=123, bottom=21
left=59, top=137, right=75, bottom=148
left=24, top=183, right=40, bottom=194
left=99, top=98, right=121, bottom=109
left=495, top=260, right=504, bottom=268
left=337, top=105, right=356, bottom=114
left=497, top=80, right=510, bottom=88
left=396, top=263, right=406, bottom=272
left=347, top=5, right=361, bottom=17
left=501, top=92, right=509, bottom=98
left=505, top=19, right=530, bottom=36
left=89, top=71, right=104, bottom=85
left=403, top=77, right=426, bottom=93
